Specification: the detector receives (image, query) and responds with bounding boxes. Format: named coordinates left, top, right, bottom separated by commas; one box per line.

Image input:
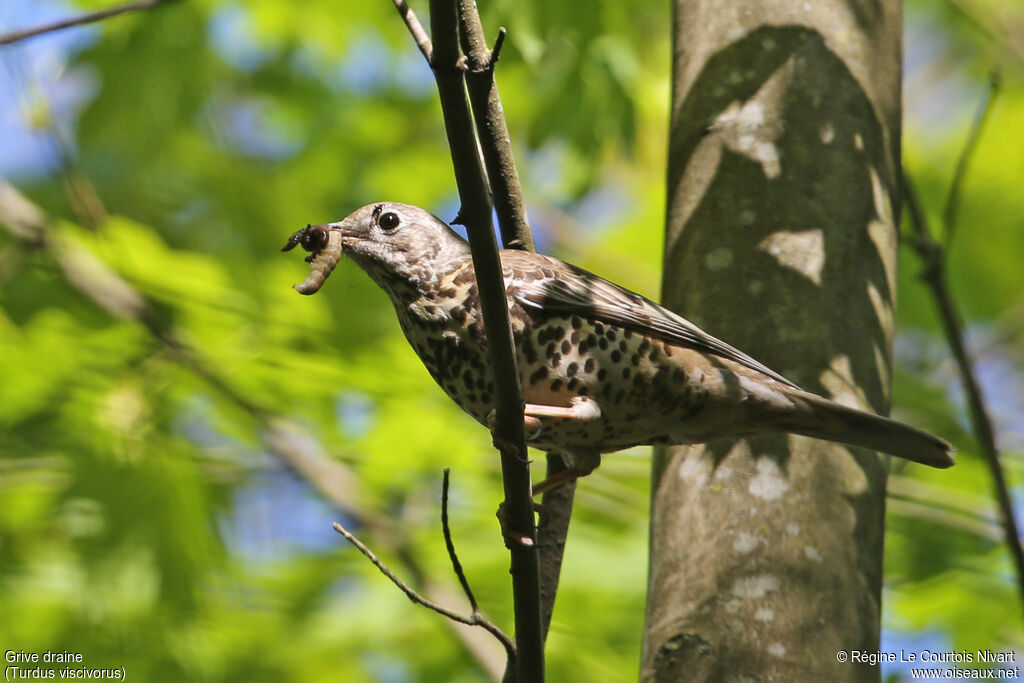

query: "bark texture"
left=643, top=2, right=902, bottom=681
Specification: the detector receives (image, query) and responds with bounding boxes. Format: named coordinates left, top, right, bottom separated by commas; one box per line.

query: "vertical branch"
left=903, top=174, right=1024, bottom=617
left=536, top=454, right=576, bottom=641
left=392, top=0, right=432, bottom=61
left=457, top=0, right=569, bottom=643
left=942, top=70, right=1001, bottom=245
left=427, top=0, right=491, bottom=219
left=425, top=0, right=545, bottom=680
left=457, top=4, right=534, bottom=252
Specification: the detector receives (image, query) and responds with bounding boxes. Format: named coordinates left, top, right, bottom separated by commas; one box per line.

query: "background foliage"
left=0, top=0, right=1022, bottom=680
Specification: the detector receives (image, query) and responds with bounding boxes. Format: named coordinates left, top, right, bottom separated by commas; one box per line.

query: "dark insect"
left=281, top=224, right=330, bottom=262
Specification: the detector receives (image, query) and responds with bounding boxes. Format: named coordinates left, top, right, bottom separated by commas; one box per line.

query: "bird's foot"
left=486, top=397, right=602, bottom=456
left=485, top=410, right=543, bottom=461
left=531, top=467, right=582, bottom=497
left=494, top=464, right=587, bottom=547
left=496, top=501, right=547, bottom=548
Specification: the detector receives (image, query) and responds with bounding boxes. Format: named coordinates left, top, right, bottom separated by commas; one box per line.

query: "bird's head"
left=283, top=202, right=470, bottom=296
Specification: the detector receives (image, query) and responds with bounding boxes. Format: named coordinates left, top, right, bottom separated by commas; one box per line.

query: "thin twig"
left=335, top=521, right=459, bottom=615
left=0, top=0, right=178, bottom=46
left=942, top=70, right=1001, bottom=245
left=489, top=28, right=506, bottom=66
left=440, top=470, right=517, bottom=658
left=333, top=520, right=516, bottom=657
left=442, top=469, right=480, bottom=613
left=458, top=4, right=533, bottom=251
left=903, top=173, right=1024, bottom=619
left=422, top=1, right=544, bottom=679
left=392, top=0, right=432, bottom=62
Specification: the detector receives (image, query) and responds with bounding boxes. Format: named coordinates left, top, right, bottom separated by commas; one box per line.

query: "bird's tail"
left=784, top=390, right=955, bottom=469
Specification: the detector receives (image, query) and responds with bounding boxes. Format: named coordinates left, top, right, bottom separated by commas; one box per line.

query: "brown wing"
left=502, top=250, right=800, bottom=389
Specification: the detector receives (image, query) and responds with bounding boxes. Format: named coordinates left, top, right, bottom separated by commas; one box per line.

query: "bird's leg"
left=485, top=411, right=541, bottom=461
left=499, top=448, right=596, bottom=545
left=485, top=409, right=541, bottom=547
left=492, top=397, right=603, bottom=546
left=524, top=396, right=603, bottom=494
left=524, top=395, right=603, bottom=423
left=487, top=396, right=602, bottom=452
left=531, top=467, right=579, bottom=496
left=491, top=396, right=605, bottom=491
left=532, top=448, right=601, bottom=497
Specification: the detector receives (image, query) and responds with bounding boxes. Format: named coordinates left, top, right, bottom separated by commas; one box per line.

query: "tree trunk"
left=642, top=2, right=902, bottom=681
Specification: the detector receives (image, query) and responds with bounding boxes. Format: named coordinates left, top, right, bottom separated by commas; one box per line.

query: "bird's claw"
left=486, top=410, right=542, bottom=461
left=496, top=501, right=548, bottom=548
left=524, top=416, right=543, bottom=441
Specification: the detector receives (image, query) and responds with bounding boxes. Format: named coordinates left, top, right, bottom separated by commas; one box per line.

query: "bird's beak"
left=319, top=219, right=358, bottom=240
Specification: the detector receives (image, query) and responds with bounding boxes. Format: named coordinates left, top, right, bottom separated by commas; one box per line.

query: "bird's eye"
left=379, top=211, right=401, bottom=231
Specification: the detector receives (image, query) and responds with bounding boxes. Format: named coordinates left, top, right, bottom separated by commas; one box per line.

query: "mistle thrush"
left=283, top=202, right=954, bottom=489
